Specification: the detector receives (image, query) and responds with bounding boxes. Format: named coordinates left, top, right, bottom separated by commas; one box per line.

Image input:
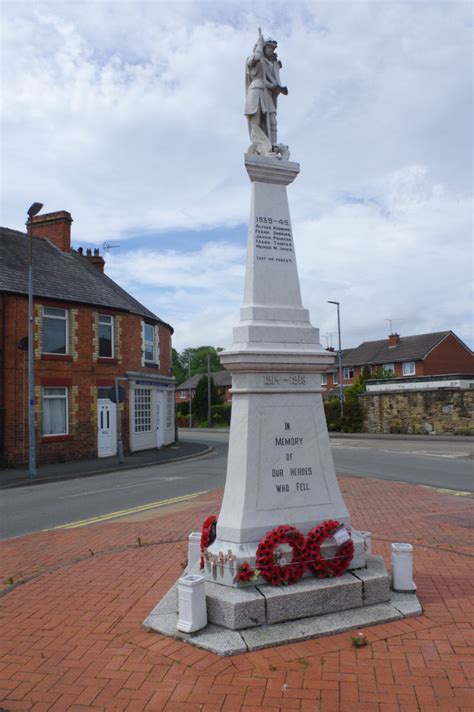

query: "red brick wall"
left=0, top=294, right=173, bottom=466
left=423, top=333, right=474, bottom=375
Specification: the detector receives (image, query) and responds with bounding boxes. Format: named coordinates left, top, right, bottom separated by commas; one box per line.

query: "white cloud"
left=1, top=1, right=472, bottom=350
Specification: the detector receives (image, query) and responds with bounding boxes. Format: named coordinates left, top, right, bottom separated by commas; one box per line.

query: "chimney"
left=31, top=211, right=72, bottom=252
left=82, top=247, right=105, bottom=273
left=388, top=333, right=400, bottom=347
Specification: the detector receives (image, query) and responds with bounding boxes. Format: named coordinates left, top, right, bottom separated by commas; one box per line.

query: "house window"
left=179, top=391, right=187, bottom=399
left=143, top=323, right=156, bottom=363
left=98, top=315, right=114, bottom=358
left=134, top=389, right=152, bottom=432
left=403, top=361, right=415, bottom=376
left=333, top=372, right=338, bottom=385
left=43, top=307, right=68, bottom=354
left=166, top=391, right=174, bottom=429
left=383, top=363, right=395, bottom=375
left=321, top=373, right=327, bottom=386
left=343, top=367, right=354, bottom=380
left=42, top=387, right=68, bottom=435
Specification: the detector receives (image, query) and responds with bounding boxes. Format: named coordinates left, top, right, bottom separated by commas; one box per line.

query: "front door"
left=98, top=399, right=117, bottom=457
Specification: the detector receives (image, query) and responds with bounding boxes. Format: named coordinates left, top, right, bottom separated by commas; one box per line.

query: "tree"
left=192, top=376, right=221, bottom=423
left=176, top=346, right=224, bottom=381
left=172, top=348, right=187, bottom=385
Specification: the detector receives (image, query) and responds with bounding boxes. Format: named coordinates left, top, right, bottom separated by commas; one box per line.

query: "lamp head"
left=27, top=202, right=43, bottom=218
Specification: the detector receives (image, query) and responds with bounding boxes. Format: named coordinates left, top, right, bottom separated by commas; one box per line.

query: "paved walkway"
left=0, top=440, right=210, bottom=490
left=1, top=477, right=473, bottom=711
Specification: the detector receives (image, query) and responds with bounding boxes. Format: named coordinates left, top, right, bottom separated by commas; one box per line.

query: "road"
left=1, top=432, right=472, bottom=540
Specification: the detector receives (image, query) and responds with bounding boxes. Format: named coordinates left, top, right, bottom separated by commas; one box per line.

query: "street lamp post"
left=327, top=300, right=343, bottom=418
left=26, top=202, right=44, bottom=479
left=188, top=356, right=192, bottom=429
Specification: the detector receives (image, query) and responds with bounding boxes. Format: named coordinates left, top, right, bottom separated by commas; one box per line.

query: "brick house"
left=175, top=371, right=232, bottom=405
left=0, top=211, right=175, bottom=468
left=322, top=331, right=474, bottom=394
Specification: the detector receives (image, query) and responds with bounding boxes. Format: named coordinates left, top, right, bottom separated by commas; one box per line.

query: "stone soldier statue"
left=245, top=28, right=288, bottom=156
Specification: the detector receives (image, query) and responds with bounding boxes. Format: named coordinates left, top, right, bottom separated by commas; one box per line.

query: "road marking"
left=379, top=449, right=468, bottom=458
left=58, top=476, right=189, bottom=499
left=419, top=485, right=473, bottom=497
left=42, top=491, right=209, bottom=531
left=334, top=445, right=468, bottom=459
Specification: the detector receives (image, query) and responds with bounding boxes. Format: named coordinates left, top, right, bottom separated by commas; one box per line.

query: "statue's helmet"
left=264, top=37, right=278, bottom=48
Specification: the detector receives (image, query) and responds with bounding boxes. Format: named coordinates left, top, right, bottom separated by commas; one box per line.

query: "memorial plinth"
left=205, top=154, right=366, bottom=585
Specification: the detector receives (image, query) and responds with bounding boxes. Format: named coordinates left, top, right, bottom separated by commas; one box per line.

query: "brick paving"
left=1, top=477, right=473, bottom=711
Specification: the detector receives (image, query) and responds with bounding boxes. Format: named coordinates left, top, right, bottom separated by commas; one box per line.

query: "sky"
left=1, top=0, right=472, bottom=352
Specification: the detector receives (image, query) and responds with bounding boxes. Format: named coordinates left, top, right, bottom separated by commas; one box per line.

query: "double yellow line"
left=43, top=490, right=209, bottom=531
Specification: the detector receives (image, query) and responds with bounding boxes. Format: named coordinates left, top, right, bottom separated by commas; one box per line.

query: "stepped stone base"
left=143, top=556, right=421, bottom=655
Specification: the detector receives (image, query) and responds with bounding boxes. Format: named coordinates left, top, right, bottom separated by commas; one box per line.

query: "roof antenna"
left=385, top=318, right=401, bottom=334
left=102, top=241, right=120, bottom=253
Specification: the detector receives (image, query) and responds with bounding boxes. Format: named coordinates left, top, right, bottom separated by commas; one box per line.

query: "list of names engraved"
left=255, top=216, right=294, bottom=264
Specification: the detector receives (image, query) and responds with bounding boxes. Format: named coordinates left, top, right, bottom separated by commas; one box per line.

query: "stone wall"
left=359, top=388, right=474, bottom=435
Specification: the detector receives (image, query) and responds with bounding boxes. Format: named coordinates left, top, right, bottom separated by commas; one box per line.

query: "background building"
left=0, top=211, right=175, bottom=468
left=322, top=331, right=473, bottom=394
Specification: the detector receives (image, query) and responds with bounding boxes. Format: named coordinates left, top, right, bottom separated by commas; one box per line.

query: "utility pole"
left=26, top=202, right=43, bottom=479
left=188, top=355, right=192, bottom=429
left=328, top=300, right=344, bottom=418
left=207, top=351, right=212, bottom=428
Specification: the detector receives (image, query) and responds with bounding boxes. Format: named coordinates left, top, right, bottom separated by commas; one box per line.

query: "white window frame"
left=166, top=391, right=174, bottom=429
left=43, top=307, right=68, bottom=355
left=402, top=361, right=415, bottom=376
left=383, top=363, right=395, bottom=375
left=134, top=388, right=152, bottom=433
left=343, top=366, right=354, bottom=380
left=42, top=387, right=68, bottom=436
left=98, top=314, right=114, bottom=358
left=179, top=391, right=187, bottom=399
left=333, top=372, right=338, bottom=385
left=321, top=373, right=327, bottom=386
left=143, top=323, right=156, bottom=363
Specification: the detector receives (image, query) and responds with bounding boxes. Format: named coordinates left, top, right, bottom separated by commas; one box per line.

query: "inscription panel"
left=256, top=405, right=331, bottom=511
left=255, top=215, right=294, bottom=264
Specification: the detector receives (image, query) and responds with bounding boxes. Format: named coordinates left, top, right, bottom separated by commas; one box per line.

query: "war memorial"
left=145, top=30, right=421, bottom=655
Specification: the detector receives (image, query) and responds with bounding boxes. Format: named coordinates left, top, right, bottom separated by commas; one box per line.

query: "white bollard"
left=359, top=531, right=372, bottom=556
left=391, top=542, right=416, bottom=592
left=177, top=574, right=207, bottom=633
left=188, top=532, right=202, bottom=571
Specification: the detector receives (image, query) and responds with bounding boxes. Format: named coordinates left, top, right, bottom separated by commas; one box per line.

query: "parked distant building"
left=322, top=331, right=474, bottom=394
left=0, top=210, right=175, bottom=468
left=176, top=370, right=232, bottom=404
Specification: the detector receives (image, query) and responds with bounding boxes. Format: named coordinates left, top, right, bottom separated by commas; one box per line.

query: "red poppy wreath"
left=200, top=515, right=217, bottom=569
left=305, top=519, right=354, bottom=578
left=256, top=524, right=307, bottom=585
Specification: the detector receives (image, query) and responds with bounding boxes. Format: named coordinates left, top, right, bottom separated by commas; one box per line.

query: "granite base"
left=143, top=556, right=420, bottom=655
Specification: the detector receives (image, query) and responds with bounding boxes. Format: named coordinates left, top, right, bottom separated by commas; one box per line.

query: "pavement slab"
left=0, top=476, right=473, bottom=712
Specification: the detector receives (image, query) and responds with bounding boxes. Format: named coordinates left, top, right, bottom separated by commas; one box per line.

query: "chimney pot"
left=389, top=333, right=400, bottom=347
left=85, top=247, right=106, bottom=273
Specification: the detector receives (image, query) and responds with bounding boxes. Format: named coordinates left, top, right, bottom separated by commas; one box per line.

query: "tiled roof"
left=341, top=332, right=453, bottom=366
left=0, top=227, right=172, bottom=330
left=176, top=371, right=231, bottom=389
